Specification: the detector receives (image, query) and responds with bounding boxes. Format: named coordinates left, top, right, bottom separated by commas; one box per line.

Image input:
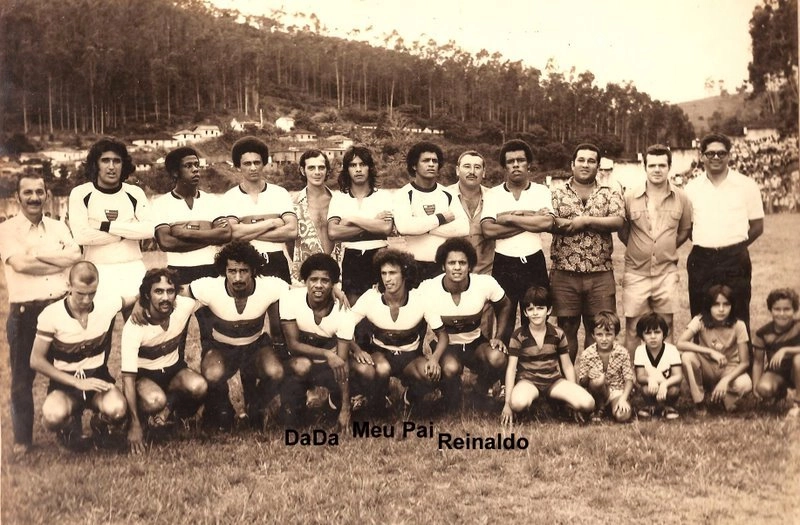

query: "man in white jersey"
left=30, top=262, right=136, bottom=450
left=152, top=146, right=231, bottom=354
left=419, top=237, right=512, bottom=412
left=347, top=248, right=449, bottom=413
left=68, top=137, right=154, bottom=309
left=221, top=136, right=297, bottom=283
left=481, top=139, right=554, bottom=342
left=188, top=240, right=288, bottom=431
left=279, top=253, right=353, bottom=429
left=328, top=145, right=394, bottom=305
left=121, top=268, right=208, bottom=453
left=0, top=174, right=81, bottom=455
left=393, top=141, right=469, bottom=280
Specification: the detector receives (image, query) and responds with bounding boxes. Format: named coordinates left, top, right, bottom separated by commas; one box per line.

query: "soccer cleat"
left=787, top=404, right=800, bottom=418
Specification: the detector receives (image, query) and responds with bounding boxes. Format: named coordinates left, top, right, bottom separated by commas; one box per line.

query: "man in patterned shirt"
left=551, top=143, right=625, bottom=362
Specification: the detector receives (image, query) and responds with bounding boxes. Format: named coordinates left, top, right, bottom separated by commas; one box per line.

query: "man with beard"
left=121, top=268, right=208, bottom=453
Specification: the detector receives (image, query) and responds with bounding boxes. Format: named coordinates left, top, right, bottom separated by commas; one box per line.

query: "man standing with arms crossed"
left=68, top=137, right=154, bottom=310
left=0, top=174, right=82, bottom=455
left=551, top=143, right=625, bottom=362
left=685, top=133, right=764, bottom=331
left=393, top=141, right=468, bottom=280
left=618, top=144, right=692, bottom=354
left=481, top=140, right=554, bottom=342
left=221, top=136, right=298, bottom=283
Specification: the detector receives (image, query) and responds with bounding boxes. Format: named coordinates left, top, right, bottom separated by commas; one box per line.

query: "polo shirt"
left=220, top=183, right=296, bottom=256
left=151, top=190, right=226, bottom=268
left=327, top=189, right=392, bottom=251
left=480, top=181, right=553, bottom=258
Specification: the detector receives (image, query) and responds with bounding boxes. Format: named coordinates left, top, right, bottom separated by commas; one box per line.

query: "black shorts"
left=342, top=247, right=381, bottom=299
left=439, top=335, right=490, bottom=370
left=515, top=374, right=565, bottom=397
left=372, top=346, right=421, bottom=376
left=48, top=366, right=115, bottom=407
left=212, top=334, right=273, bottom=377
left=168, top=264, right=218, bottom=285
left=136, top=360, right=189, bottom=391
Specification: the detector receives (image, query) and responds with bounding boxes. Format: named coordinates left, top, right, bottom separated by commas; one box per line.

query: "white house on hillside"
left=173, top=129, right=203, bottom=144
left=132, top=134, right=180, bottom=151
left=194, top=124, right=222, bottom=138
left=325, top=135, right=354, bottom=150
left=275, top=116, right=295, bottom=132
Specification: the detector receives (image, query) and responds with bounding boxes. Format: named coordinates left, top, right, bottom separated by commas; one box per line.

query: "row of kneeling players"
left=27, top=239, right=800, bottom=454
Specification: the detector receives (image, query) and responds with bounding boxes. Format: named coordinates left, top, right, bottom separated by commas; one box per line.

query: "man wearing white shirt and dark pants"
left=685, top=133, right=764, bottom=330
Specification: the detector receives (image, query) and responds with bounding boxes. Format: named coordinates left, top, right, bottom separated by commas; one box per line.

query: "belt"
left=693, top=241, right=748, bottom=255
left=9, top=295, right=65, bottom=315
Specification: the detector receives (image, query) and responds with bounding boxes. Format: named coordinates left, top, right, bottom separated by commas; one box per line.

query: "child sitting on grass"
left=500, top=286, right=594, bottom=426
left=577, top=310, right=633, bottom=423
left=752, top=288, right=800, bottom=418
left=677, top=284, right=751, bottom=415
left=633, top=312, right=683, bottom=420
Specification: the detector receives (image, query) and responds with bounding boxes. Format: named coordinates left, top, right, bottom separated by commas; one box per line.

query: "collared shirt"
left=0, top=214, right=76, bottom=303
left=577, top=342, right=634, bottom=392
left=623, top=182, right=692, bottom=276
left=327, top=188, right=392, bottom=251
left=447, top=182, right=495, bottom=274
left=221, top=182, right=296, bottom=256
left=550, top=178, right=625, bottom=273
left=684, top=169, right=764, bottom=248
left=480, top=181, right=553, bottom=259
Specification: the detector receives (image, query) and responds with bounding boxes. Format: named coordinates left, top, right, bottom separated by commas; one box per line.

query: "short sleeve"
left=484, top=275, right=506, bottom=303
left=279, top=289, right=298, bottom=321
left=734, top=320, right=750, bottom=344
left=120, top=321, right=143, bottom=374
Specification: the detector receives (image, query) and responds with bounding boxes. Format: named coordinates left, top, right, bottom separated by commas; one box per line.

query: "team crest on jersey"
left=104, top=209, right=119, bottom=221
left=423, top=204, right=436, bottom=215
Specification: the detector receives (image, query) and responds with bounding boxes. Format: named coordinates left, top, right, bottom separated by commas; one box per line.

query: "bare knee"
left=441, top=357, right=462, bottom=380
left=138, top=386, right=167, bottom=414
left=681, top=351, right=700, bottom=367
left=757, top=378, right=780, bottom=399
left=98, top=388, right=128, bottom=422
left=352, top=362, right=376, bottom=381
left=484, top=347, right=507, bottom=370
left=288, top=358, right=312, bottom=378
left=588, top=374, right=606, bottom=392
left=374, top=360, right=391, bottom=379
left=41, top=394, right=74, bottom=431
left=202, top=352, right=227, bottom=384
left=262, top=360, right=285, bottom=383
left=181, top=372, right=208, bottom=400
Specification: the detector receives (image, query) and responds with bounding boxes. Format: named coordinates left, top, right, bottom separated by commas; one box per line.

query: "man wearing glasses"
left=685, top=133, right=764, bottom=330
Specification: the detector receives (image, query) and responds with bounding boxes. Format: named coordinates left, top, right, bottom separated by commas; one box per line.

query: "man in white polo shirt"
left=685, top=133, right=764, bottom=330
left=481, top=139, right=554, bottom=342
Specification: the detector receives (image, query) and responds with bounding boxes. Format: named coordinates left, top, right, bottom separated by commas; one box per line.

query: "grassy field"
left=2, top=215, right=800, bottom=524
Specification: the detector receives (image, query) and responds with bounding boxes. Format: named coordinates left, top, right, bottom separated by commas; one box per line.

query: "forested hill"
left=0, top=0, right=693, bottom=155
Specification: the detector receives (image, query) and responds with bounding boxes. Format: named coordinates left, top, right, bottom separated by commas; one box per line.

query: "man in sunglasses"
left=684, top=133, right=764, bottom=331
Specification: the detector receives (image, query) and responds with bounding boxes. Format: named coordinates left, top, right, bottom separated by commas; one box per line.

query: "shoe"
left=590, top=410, right=603, bottom=423
left=787, top=404, right=800, bottom=418
left=694, top=404, right=708, bottom=419
left=11, top=442, right=32, bottom=457
left=423, top=388, right=443, bottom=403
left=497, top=385, right=506, bottom=402
left=663, top=406, right=680, bottom=421
left=637, top=407, right=655, bottom=420
left=306, top=387, right=327, bottom=409
left=350, top=394, right=367, bottom=412
left=57, top=428, right=91, bottom=452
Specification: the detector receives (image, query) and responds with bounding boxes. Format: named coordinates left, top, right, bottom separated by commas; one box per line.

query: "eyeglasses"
left=181, top=162, right=201, bottom=169
left=703, top=151, right=728, bottom=159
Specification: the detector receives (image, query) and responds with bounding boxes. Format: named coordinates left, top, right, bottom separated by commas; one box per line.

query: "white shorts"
left=94, top=259, right=146, bottom=298
left=622, top=271, right=679, bottom=318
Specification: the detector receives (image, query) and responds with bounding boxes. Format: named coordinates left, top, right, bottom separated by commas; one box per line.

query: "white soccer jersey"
left=392, top=182, right=469, bottom=262
left=327, top=189, right=392, bottom=250
left=221, top=183, right=296, bottom=256
left=634, top=342, right=682, bottom=379
left=349, top=288, right=443, bottom=352
left=419, top=273, right=505, bottom=345
left=151, top=190, right=226, bottom=268
left=190, top=276, right=288, bottom=347
left=280, top=287, right=353, bottom=361
left=480, top=182, right=553, bottom=257
left=35, top=294, right=123, bottom=373
left=67, top=181, right=154, bottom=264
left=120, top=296, right=200, bottom=374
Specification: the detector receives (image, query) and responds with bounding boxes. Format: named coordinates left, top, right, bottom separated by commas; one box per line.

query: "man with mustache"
left=0, top=174, right=81, bottom=455
left=121, top=268, right=208, bottom=454
left=550, top=143, right=625, bottom=363
left=393, top=141, right=469, bottom=280
left=481, top=140, right=554, bottom=343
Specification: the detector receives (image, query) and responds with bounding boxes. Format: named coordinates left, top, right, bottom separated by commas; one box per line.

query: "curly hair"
left=214, top=240, right=266, bottom=276
left=84, top=137, right=135, bottom=184
left=373, top=248, right=418, bottom=292
left=434, top=237, right=477, bottom=270
left=164, top=147, right=201, bottom=176
left=300, top=253, right=341, bottom=283
left=138, top=267, right=180, bottom=308
left=499, top=140, right=532, bottom=167
left=405, top=141, right=443, bottom=177
left=766, top=288, right=800, bottom=311
left=231, top=136, right=269, bottom=168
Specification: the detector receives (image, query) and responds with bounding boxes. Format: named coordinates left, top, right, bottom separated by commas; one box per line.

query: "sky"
left=209, top=0, right=766, bottom=104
